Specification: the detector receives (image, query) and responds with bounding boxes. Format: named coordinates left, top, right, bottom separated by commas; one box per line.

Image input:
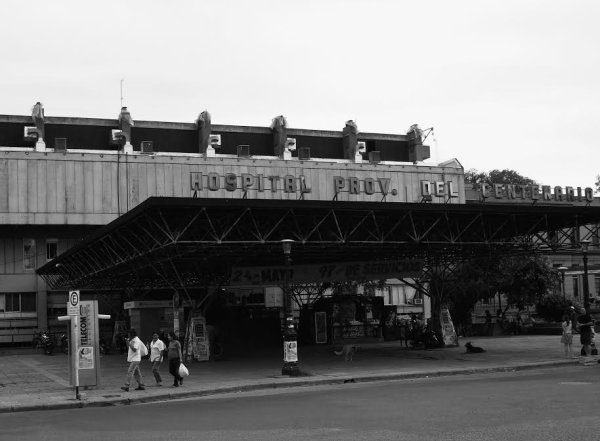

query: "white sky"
left=2, top=0, right=599, bottom=189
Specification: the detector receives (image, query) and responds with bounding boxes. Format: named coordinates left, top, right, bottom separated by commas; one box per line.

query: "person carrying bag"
left=167, top=332, right=184, bottom=387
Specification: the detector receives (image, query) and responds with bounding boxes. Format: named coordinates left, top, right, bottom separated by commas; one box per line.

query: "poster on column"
left=190, top=316, right=210, bottom=361
left=440, top=308, right=458, bottom=347
left=284, top=341, right=298, bottom=362
left=78, top=346, right=94, bottom=369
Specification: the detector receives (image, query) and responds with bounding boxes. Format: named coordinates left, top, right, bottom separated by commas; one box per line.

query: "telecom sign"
left=68, top=290, right=80, bottom=316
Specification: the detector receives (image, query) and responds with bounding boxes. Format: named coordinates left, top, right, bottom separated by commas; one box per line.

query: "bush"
left=536, top=293, right=580, bottom=323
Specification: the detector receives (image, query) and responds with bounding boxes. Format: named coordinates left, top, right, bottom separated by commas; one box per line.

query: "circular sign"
left=69, top=291, right=79, bottom=307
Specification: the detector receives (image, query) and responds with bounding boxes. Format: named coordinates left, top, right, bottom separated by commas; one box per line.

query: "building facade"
left=1, top=107, right=598, bottom=347
left=0, top=110, right=449, bottom=344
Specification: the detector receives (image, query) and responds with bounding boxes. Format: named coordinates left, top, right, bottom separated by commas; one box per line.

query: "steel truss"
left=37, top=197, right=600, bottom=292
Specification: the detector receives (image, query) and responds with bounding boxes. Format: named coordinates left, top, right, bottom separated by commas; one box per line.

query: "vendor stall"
left=306, top=295, right=384, bottom=344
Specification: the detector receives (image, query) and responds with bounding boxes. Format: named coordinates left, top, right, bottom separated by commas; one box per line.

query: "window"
left=573, top=277, right=579, bottom=299
left=595, top=276, right=600, bottom=298
left=23, top=239, right=36, bottom=270
left=46, top=239, right=58, bottom=261
left=0, top=292, right=36, bottom=313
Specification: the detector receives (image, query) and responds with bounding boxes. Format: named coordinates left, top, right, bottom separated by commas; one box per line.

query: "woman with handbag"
left=167, top=332, right=183, bottom=387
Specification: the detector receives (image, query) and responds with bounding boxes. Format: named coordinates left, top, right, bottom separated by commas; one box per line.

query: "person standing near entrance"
left=149, top=332, right=166, bottom=386
left=121, top=329, right=146, bottom=392
left=484, top=310, right=493, bottom=336
left=167, top=332, right=183, bottom=387
left=561, top=315, right=573, bottom=358
left=577, top=308, right=594, bottom=356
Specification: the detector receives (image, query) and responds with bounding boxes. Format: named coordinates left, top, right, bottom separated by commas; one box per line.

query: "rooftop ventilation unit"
left=110, top=129, right=125, bottom=146
left=298, top=147, right=311, bottom=160
left=286, top=138, right=297, bottom=151
left=368, top=151, right=381, bottom=163
left=209, top=134, right=222, bottom=148
left=140, top=141, right=154, bottom=154
left=237, top=145, right=250, bottom=157
left=54, top=138, right=67, bottom=152
left=23, top=127, right=39, bottom=142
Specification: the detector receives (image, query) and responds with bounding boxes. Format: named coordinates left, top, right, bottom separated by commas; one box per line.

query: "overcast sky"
left=2, top=0, right=598, bottom=189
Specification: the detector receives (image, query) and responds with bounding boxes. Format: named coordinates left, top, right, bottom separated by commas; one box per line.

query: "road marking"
left=559, top=381, right=593, bottom=385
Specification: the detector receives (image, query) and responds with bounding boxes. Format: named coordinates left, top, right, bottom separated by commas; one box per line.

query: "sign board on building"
left=475, top=182, right=595, bottom=204
left=123, top=300, right=173, bottom=309
left=230, top=259, right=422, bottom=286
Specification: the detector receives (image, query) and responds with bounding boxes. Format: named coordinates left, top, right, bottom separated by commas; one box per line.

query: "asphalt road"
left=2, top=365, right=599, bottom=441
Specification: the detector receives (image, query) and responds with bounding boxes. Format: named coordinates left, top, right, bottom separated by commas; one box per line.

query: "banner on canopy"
left=229, top=259, right=422, bottom=286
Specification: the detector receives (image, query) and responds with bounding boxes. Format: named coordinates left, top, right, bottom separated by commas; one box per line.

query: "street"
left=1, top=365, right=599, bottom=441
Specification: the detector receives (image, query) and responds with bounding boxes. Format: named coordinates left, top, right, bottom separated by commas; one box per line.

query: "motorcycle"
left=38, top=331, right=55, bottom=355
left=410, top=328, right=440, bottom=349
left=99, top=336, right=109, bottom=355
left=60, top=333, right=69, bottom=354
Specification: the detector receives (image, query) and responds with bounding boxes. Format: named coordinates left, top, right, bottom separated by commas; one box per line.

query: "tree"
left=420, top=251, right=557, bottom=341
left=595, top=174, right=600, bottom=194
left=495, top=254, right=558, bottom=311
left=465, top=168, right=537, bottom=186
left=403, top=255, right=499, bottom=346
left=536, top=293, right=581, bottom=323
left=447, top=257, right=499, bottom=332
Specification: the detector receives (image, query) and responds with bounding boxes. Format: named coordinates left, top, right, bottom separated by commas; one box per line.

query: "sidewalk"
left=0, top=335, right=588, bottom=413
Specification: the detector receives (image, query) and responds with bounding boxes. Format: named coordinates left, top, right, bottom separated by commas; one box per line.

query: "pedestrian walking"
left=561, top=315, right=573, bottom=358
left=121, top=329, right=146, bottom=392
left=167, top=331, right=183, bottom=387
left=149, top=332, right=166, bottom=386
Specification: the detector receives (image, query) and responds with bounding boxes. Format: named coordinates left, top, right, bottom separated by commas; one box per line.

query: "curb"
left=0, top=359, right=579, bottom=414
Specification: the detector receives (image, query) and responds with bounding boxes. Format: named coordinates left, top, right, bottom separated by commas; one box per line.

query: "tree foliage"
left=495, top=254, right=558, bottom=311
left=447, top=258, right=499, bottom=327
left=465, top=168, right=537, bottom=186
left=536, top=293, right=580, bottom=323
left=595, top=174, right=600, bottom=194
left=419, top=252, right=558, bottom=342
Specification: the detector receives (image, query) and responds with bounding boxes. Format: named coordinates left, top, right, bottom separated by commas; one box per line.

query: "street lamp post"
left=281, top=239, right=300, bottom=376
left=558, top=266, right=568, bottom=299
left=580, top=240, right=591, bottom=314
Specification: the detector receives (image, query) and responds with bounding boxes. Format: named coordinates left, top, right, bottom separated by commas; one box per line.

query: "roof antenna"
left=120, top=78, right=124, bottom=107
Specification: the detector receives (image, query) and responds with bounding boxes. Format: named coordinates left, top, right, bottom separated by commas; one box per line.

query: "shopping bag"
left=178, top=363, right=189, bottom=377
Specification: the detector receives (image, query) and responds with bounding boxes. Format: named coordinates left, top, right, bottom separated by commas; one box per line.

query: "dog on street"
left=464, top=342, right=486, bottom=353
left=334, top=345, right=357, bottom=361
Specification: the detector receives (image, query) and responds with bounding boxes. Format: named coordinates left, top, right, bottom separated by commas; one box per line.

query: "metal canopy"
left=36, top=197, right=600, bottom=290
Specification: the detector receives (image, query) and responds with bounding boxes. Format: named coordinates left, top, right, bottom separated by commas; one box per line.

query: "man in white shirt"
left=121, top=329, right=146, bottom=392
left=149, top=332, right=166, bottom=386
